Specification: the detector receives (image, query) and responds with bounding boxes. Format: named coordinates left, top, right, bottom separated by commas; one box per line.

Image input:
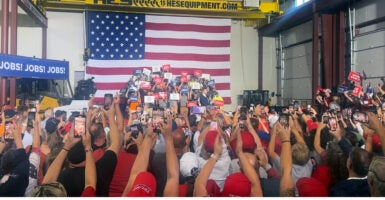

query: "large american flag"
left=85, top=11, right=231, bottom=104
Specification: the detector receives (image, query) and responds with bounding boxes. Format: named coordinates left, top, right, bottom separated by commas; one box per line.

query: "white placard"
left=143, top=68, right=151, bottom=77
left=152, top=66, right=161, bottom=73
left=191, top=82, right=201, bottom=90
left=201, top=73, right=210, bottom=80
left=144, top=96, right=155, bottom=103
left=169, top=93, right=180, bottom=101
left=164, top=72, right=173, bottom=80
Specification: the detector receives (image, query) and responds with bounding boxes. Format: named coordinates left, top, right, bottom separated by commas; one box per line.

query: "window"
left=296, top=0, right=310, bottom=7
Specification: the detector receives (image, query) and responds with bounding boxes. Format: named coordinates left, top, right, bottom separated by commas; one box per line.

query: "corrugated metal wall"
left=276, top=20, right=318, bottom=106
left=353, top=0, right=385, bottom=86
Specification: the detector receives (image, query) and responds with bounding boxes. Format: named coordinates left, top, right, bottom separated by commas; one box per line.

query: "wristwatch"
left=210, top=154, right=219, bottom=161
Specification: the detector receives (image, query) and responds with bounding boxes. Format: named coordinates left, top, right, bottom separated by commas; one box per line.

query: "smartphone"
left=352, top=112, right=368, bottom=123
left=328, top=117, right=337, bottom=131
left=27, top=112, right=35, bottom=128
left=239, top=120, right=245, bottom=129
left=322, top=115, right=329, bottom=124
left=130, top=125, right=139, bottom=139
left=279, top=114, right=289, bottom=129
left=104, top=93, right=113, bottom=110
left=152, top=117, right=162, bottom=134
left=74, top=116, right=86, bottom=138
left=4, top=122, right=14, bottom=140
left=210, top=121, right=218, bottom=130
left=336, top=112, right=342, bottom=119
left=82, top=107, right=88, bottom=115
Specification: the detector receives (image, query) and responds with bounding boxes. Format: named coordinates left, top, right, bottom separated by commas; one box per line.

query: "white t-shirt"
left=195, top=136, right=231, bottom=191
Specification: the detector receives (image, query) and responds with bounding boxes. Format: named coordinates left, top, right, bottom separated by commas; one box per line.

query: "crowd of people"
left=0, top=69, right=385, bottom=197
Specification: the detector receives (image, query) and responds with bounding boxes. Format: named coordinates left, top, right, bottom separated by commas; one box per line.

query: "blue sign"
left=0, top=54, right=69, bottom=79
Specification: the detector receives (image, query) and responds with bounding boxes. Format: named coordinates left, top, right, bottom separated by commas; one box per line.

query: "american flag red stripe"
left=146, top=37, right=230, bottom=47
left=86, top=13, right=231, bottom=104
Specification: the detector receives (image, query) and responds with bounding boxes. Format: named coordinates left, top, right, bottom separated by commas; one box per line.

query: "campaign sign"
left=140, top=81, right=152, bottom=90
left=192, top=106, right=206, bottom=114
left=134, top=69, right=142, bottom=75
left=348, top=71, right=361, bottom=83
left=187, top=101, right=198, bottom=107
left=144, top=96, right=155, bottom=103
left=181, top=75, right=188, bottom=83
left=0, top=53, right=69, bottom=79
left=152, top=66, right=161, bottom=73
left=163, top=73, right=172, bottom=80
left=201, top=73, right=210, bottom=80
left=180, top=88, right=189, bottom=94
left=129, top=96, right=138, bottom=102
left=170, top=93, right=180, bottom=100
left=337, top=85, right=348, bottom=94
left=352, top=86, right=362, bottom=97
left=191, top=82, right=201, bottom=90
left=194, top=70, right=202, bottom=77
left=158, top=92, right=168, bottom=99
left=162, top=64, right=171, bottom=72
left=207, top=80, right=215, bottom=87
left=142, top=68, right=151, bottom=77
left=153, top=77, right=163, bottom=85
left=153, top=93, right=160, bottom=100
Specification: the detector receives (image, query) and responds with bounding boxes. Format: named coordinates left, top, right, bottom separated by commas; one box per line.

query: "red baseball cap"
left=296, top=177, right=328, bottom=197
left=230, top=131, right=257, bottom=157
left=221, top=172, right=251, bottom=197
left=206, top=179, right=221, bottom=197
left=126, top=172, right=156, bottom=197
left=204, top=130, right=219, bottom=153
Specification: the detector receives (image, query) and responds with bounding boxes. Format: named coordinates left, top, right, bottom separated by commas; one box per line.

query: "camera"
left=239, top=106, right=248, bottom=120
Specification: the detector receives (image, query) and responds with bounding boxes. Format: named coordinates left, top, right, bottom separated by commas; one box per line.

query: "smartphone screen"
left=130, top=125, right=139, bottom=139
left=279, top=114, right=289, bottom=129
left=352, top=112, right=368, bottom=123
left=27, top=112, right=35, bottom=128
left=104, top=93, right=113, bottom=110
left=4, top=122, right=14, bottom=140
left=328, top=117, right=337, bottom=131
left=74, top=117, right=86, bottom=138
left=210, top=121, right=218, bottom=130
left=322, top=115, right=329, bottom=124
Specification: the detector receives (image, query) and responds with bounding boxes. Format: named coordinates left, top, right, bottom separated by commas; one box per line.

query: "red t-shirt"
left=109, top=150, right=137, bottom=197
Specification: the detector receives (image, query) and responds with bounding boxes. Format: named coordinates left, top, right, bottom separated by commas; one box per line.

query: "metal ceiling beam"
left=259, top=0, right=362, bottom=37
left=18, top=0, right=47, bottom=27
left=42, top=1, right=270, bottom=19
